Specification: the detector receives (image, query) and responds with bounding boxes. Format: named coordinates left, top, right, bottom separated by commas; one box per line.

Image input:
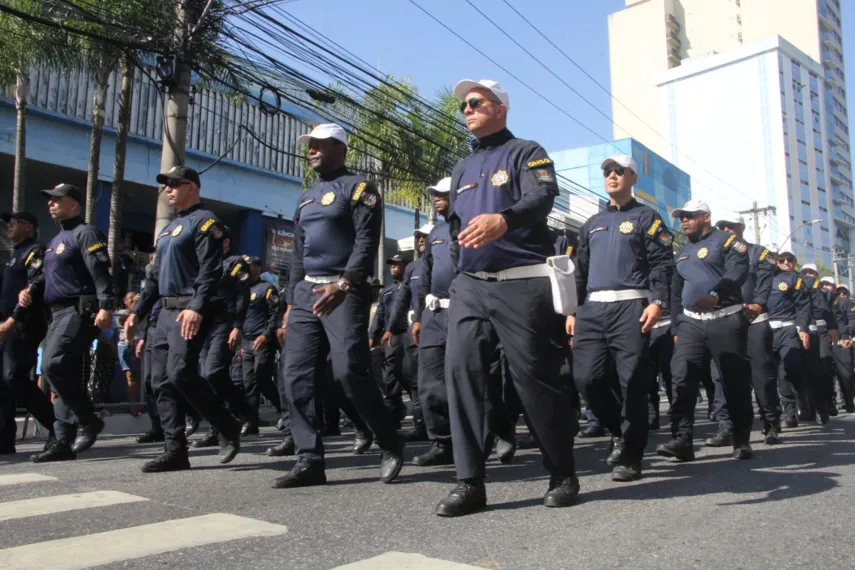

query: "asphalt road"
left=1, top=409, right=854, bottom=570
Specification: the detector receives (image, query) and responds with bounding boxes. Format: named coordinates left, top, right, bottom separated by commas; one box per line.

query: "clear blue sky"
left=282, top=0, right=855, bottom=156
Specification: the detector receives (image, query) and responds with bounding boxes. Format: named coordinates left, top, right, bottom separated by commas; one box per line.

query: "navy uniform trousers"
left=41, top=305, right=100, bottom=443
left=669, top=312, right=754, bottom=443
left=142, top=324, right=162, bottom=433
left=446, top=274, right=577, bottom=480
left=283, top=280, right=397, bottom=462
left=0, top=320, right=54, bottom=444
left=573, top=299, right=653, bottom=462
left=772, top=325, right=809, bottom=420
left=712, top=320, right=781, bottom=432
left=418, top=308, right=451, bottom=445
left=200, top=318, right=252, bottom=422
left=807, top=326, right=835, bottom=418
left=832, top=343, right=854, bottom=409
left=648, top=322, right=674, bottom=422
left=149, top=306, right=239, bottom=451
left=240, top=337, right=282, bottom=420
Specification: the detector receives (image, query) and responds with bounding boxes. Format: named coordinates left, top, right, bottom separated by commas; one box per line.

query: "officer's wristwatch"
left=336, top=278, right=351, bottom=292
left=651, top=299, right=664, bottom=308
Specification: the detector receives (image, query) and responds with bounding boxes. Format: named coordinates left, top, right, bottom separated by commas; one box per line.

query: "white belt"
left=464, top=263, right=549, bottom=282
left=304, top=275, right=338, bottom=284
left=652, top=319, right=671, bottom=329
left=751, top=313, right=769, bottom=325
left=814, top=319, right=827, bottom=327
left=588, top=289, right=649, bottom=303
left=808, top=325, right=818, bottom=332
left=426, top=293, right=450, bottom=311
left=407, top=310, right=414, bottom=327
left=769, top=320, right=795, bottom=329
left=683, top=305, right=743, bottom=321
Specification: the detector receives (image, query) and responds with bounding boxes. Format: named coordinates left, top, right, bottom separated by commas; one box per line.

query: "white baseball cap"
left=821, top=276, right=836, bottom=285
left=424, top=176, right=451, bottom=196
left=601, top=153, right=638, bottom=175
left=672, top=199, right=712, bottom=219
left=715, top=213, right=746, bottom=229
left=414, top=223, right=435, bottom=237
left=778, top=249, right=796, bottom=258
left=453, top=79, right=510, bottom=109
left=296, top=123, right=348, bottom=147
left=801, top=263, right=818, bottom=273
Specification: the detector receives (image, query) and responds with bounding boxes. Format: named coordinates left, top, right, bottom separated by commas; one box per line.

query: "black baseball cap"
left=41, top=183, right=83, bottom=204
left=247, top=256, right=263, bottom=266
left=385, top=254, right=407, bottom=265
left=156, top=165, right=201, bottom=188
left=1, top=211, right=38, bottom=228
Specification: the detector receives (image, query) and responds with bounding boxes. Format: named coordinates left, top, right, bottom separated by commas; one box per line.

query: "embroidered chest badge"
left=8, top=258, right=15, bottom=267
left=778, top=281, right=789, bottom=292
left=697, top=247, right=709, bottom=259
left=171, top=225, right=183, bottom=237
left=55, top=243, right=66, bottom=255
left=619, top=221, right=634, bottom=234
left=321, top=192, right=336, bottom=206
left=250, top=292, right=257, bottom=300
left=491, top=170, right=509, bottom=186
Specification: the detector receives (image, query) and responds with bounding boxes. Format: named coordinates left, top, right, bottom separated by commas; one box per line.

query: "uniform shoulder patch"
left=812, top=278, right=820, bottom=289
left=24, top=251, right=35, bottom=266
left=565, top=246, right=574, bottom=256
left=795, top=277, right=803, bottom=290
left=200, top=219, right=216, bottom=232
left=527, top=157, right=553, bottom=168
left=759, top=249, right=769, bottom=261
left=733, top=241, right=747, bottom=254
left=359, top=190, right=378, bottom=208
left=265, top=288, right=273, bottom=300
left=199, top=218, right=223, bottom=239
left=87, top=242, right=106, bottom=252
left=647, top=219, right=662, bottom=236
left=724, top=235, right=735, bottom=248
left=230, top=262, right=243, bottom=277
left=351, top=182, right=368, bottom=203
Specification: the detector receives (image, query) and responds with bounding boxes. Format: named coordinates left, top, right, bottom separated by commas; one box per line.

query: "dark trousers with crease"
left=648, top=323, right=673, bottom=421
left=0, top=320, right=53, bottom=445
left=241, top=337, right=282, bottom=426
left=832, top=343, right=854, bottom=408
left=446, top=274, right=576, bottom=480
left=142, top=324, right=161, bottom=433
left=283, top=280, right=397, bottom=463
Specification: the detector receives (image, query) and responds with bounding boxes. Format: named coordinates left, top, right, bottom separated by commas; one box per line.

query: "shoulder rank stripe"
left=647, top=219, right=662, bottom=236
left=265, top=288, right=273, bottom=300
left=352, top=182, right=367, bottom=202
left=795, top=277, right=803, bottom=290
left=813, top=279, right=819, bottom=289
left=724, top=235, right=735, bottom=248
left=200, top=219, right=216, bottom=232
left=527, top=158, right=553, bottom=168
left=24, top=251, right=35, bottom=265
left=759, top=249, right=768, bottom=261
left=230, top=263, right=243, bottom=277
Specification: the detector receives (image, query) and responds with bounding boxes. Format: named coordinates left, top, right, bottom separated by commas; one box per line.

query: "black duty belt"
left=161, top=296, right=193, bottom=310
left=49, top=295, right=97, bottom=313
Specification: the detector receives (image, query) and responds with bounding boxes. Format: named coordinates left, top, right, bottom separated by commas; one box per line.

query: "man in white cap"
left=657, top=199, right=755, bottom=461
left=435, top=79, right=579, bottom=516
left=572, top=152, right=674, bottom=481
left=709, top=214, right=781, bottom=444
left=768, top=249, right=812, bottom=427
left=272, top=123, right=405, bottom=489
left=799, top=263, right=840, bottom=424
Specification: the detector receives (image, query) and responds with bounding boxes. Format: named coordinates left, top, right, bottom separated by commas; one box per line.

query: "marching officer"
left=194, top=226, right=254, bottom=447
left=821, top=277, right=851, bottom=414
left=656, top=200, right=754, bottom=462
left=708, top=214, right=780, bottom=444
left=274, top=123, right=403, bottom=489
left=240, top=257, right=283, bottom=434
left=19, top=185, right=114, bottom=462
left=648, top=302, right=674, bottom=431
left=0, top=212, right=55, bottom=454
left=135, top=297, right=164, bottom=444
left=126, top=166, right=241, bottom=472
left=436, top=79, right=579, bottom=517
left=572, top=153, right=674, bottom=482
left=370, top=254, right=410, bottom=426
left=832, top=285, right=855, bottom=412
left=799, top=263, right=838, bottom=424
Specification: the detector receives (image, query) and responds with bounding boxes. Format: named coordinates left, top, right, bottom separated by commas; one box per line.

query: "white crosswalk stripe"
left=0, top=491, right=147, bottom=522
left=0, top=473, right=58, bottom=486
left=330, top=552, right=480, bottom=569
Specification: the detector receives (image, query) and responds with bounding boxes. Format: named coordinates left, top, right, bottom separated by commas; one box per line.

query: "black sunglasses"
left=778, top=256, right=795, bottom=263
left=603, top=166, right=626, bottom=178
left=459, top=97, right=495, bottom=113
left=164, top=179, right=191, bottom=189
left=678, top=211, right=707, bottom=220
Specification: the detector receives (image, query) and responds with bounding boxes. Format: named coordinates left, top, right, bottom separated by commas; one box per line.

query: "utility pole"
left=738, top=201, right=777, bottom=245
left=833, top=247, right=841, bottom=285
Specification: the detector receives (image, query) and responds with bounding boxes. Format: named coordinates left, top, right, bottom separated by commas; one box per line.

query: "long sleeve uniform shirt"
left=242, top=279, right=280, bottom=341
left=766, top=270, right=812, bottom=331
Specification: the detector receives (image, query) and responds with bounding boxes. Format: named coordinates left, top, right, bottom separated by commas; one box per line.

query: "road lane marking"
left=0, top=473, right=57, bottom=487
left=0, top=491, right=148, bottom=522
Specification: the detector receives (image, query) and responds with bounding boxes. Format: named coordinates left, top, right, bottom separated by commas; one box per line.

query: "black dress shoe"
left=136, top=431, right=165, bottom=444
left=818, top=410, right=830, bottom=425
left=401, top=425, right=429, bottom=442
left=31, top=441, right=76, bottom=463
left=436, top=479, right=487, bottom=517
left=72, top=416, right=105, bottom=454
left=764, top=426, right=781, bottom=445
left=648, top=417, right=660, bottom=431
left=704, top=428, right=734, bottom=447
left=516, top=434, right=539, bottom=449
left=495, top=435, right=516, bottom=464
left=240, top=423, right=260, bottom=436
left=578, top=424, right=605, bottom=438
left=606, top=437, right=625, bottom=466
left=185, top=416, right=200, bottom=437
left=733, top=443, right=753, bottom=460
left=828, top=407, right=839, bottom=417
left=272, top=460, right=326, bottom=489
left=612, top=463, right=642, bottom=482
left=192, top=432, right=219, bottom=448
left=656, top=438, right=695, bottom=462
left=353, top=431, right=374, bottom=455
left=543, top=475, right=580, bottom=508
left=413, top=443, right=454, bottom=467
left=267, top=437, right=295, bottom=457
left=0, top=443, right=16, bottom=455
left=142, top=450, right=191, bottom=473
left=782, top=416, right=798, bottom=428
left=218, top=432, right=240, bottom=464
left=379, top=438, right=404, bottom=483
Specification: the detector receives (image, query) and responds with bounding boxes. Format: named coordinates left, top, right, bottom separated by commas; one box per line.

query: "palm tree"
left=0, top=0, right=77, bottom=211
left=107, top=53, right=135, bottom=266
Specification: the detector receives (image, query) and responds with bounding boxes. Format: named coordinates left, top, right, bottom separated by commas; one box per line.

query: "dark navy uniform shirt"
left=370, top=280, right=406, bottom=342
left=288, top=167, right=382, bottom=302
left=242, top=279, right=280, bottom=341
left=416, top=221, right=454, bottom=324
left=800, top=273, right=837, bottom=330
left=841, top=296, right=855, bottom=337
left=448, top=128, right=558, bottom=273
left=553, top=234, right=575, bottom=257
left=831, top=293, right=850, bottom=339
left=36, top=216, right=114, bottom=309
left=672, top=228, right=748, bottom=315
left=766, top=270, right=811, bottom=330
left=218, top=253, right=250, bottom=327
left=576, top=199, right=674, bottom=306
left=134, top=203, right=224, bottom=317
left=388, top=259, right=423, bottom=335
left=2, top=238, right=43, bottom=318
left=742, top=242, right=775, bottom=309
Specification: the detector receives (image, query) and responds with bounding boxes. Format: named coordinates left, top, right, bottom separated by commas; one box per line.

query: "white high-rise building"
left=608, top=0, right=853, bottom=276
